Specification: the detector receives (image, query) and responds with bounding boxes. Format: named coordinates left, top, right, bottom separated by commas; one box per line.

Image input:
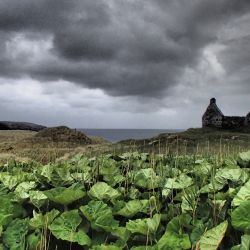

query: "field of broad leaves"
left=0, top=151, right=250, bottom=250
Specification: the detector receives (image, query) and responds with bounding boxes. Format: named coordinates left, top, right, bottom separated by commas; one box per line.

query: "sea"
left=79, top=129, right=183, bottom=143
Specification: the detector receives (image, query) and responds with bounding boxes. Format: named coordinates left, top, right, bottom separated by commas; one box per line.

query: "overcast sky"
left=0, top=0, right=250, bottom=129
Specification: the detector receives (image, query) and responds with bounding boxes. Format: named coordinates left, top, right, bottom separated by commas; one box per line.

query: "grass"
left=118, top=127, right=250, bottom=157
left=0, top=128, right=250, bottom=164
left=0, top=130, right=111, bottom=163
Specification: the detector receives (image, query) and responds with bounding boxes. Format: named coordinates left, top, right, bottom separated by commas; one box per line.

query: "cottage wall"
left=245, top=114, right=250, bottom=127
left=203, top=115, right=223, bottom=128
left=222, top=116, right=245, bottom=129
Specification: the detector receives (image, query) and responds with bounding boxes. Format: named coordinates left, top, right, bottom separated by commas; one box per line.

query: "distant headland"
left=0, top=121, right=46, bottom=131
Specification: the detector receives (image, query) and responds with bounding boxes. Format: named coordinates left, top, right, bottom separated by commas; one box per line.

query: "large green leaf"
left=240, top=234, right=250, bottom=250
left=2, top=218, right=29, bottom=250
left=0, top=174, right=19, bottom=190
left=115, top=199, right=149, bottom=218
left=181, top=185, right=199, bottom=213
left=27, top=232, right=42, bottom=250
left=37, top=164, right=74, bottom=187
left=215, top=168, right=249, bottom=184
left=133, top=168, right=162, bottom=189
left=131, top=246, right=157, bottom=250
left=104, top=174, right=125, bottom=186
left=200, top=175, right=227, bottom=193
left=91, top=245, right=122, bottom=250
left=29, top=190, right=48, bottom=208
left=80, top=200, right=119, bottom=232
left=163, top=174, right=193, bottom=190
left=239, top=234, right=250, bottom=250
left=30, top=209, right=60, bottom=229
left=232, top=201, right=250, bottom=233
left=231, top=234, right=250, bottom=250
left=97, top=157, right=118, bottom=172
left=111, top=226, right=130, bottom=242
left=0, top=214, right=13, bottom=227
left=35, top=164, right=53, bottom=182
left=193, top=160, right=213, bottom=176
left=163, top=166, right=181, bottom=178
left=14, top=181, right=37, bottom=201
left=0, top=195, right=24, bottom=227
left=44, top=183, right=86, bottom=205
left=88, top=182, right=120, bottom=201
left=71, top=171, right=92, bottom=183
left=190, top=220, right=207, bottom=247
left=232, top=180, right=250, bottom=207
left=158, top=231, right=191, bottom=250
left=126, top=214, right=161, bottom=236
left=157, top=215, right=191, bottom=250
left=199, top=220, right=228, bottom=250
left=49, top=209, right=91, bottom=246
left=237, top=151, right=250, bottom=168
left=200, top=166, right=248, bottom=194
left=127, top=187, right=140, bottom=200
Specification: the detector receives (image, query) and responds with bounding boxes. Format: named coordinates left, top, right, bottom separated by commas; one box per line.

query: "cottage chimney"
left=210, top=98, right=216, bottom=104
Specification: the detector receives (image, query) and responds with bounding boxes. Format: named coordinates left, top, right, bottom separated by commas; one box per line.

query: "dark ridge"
left=0, top=121, right=46, bottom=131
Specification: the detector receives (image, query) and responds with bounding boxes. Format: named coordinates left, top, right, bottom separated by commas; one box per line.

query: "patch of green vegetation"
left=0, top=150, right=250, bottom=249
left=118, top=127, right=250, bottom=157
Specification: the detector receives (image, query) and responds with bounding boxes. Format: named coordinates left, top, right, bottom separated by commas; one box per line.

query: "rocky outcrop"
left=0, top=121, right=46, bottom=131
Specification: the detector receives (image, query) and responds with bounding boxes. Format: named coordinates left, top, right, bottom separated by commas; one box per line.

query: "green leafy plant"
left=0, top=150, right=249, bottom=249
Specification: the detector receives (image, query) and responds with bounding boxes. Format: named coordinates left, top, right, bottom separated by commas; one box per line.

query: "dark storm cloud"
left=0, top=0, right=109, bottom=31
left=0, top=0, right=250, bottom=97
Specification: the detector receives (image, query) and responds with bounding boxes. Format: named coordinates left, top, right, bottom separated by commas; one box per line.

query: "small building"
left=245, top=112, right=250, bottom=127
left=202, top=98, right=250, bottom=130
left=202, top=98, right=223, bottom=128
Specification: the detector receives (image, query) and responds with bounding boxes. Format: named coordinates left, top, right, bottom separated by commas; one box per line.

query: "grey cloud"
left=220, top=36, right=250, bottom=73
left=53, top=28, right=117, bottom=61
left=0, top=0, right=109, bottom=31
left=0, top=0, right=250, bottom=99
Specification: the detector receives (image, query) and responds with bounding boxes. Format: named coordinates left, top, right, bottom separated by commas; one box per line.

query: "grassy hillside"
left=0, top=130, right=110, bottom=163
left=0, top=128, right=250, bottom=163
left=118, top=128, right=250, bottom=156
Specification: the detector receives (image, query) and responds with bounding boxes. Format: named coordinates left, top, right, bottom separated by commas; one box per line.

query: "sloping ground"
left=0, top=129, right=110, bottom=163
left=0, top=127, right=93, bottom=163
left=120, top=128, right=250, bottom=144
left=118, top=127, right=250, bottom=154
left=0, top=130, right=36, bottom=143
left=0, top=121, right=46, bottom=131
left=33, top=126, right=92, bottom=144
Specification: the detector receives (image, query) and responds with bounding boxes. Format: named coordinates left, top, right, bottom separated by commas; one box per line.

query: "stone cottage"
left=202, top=98, right=250, bottom=129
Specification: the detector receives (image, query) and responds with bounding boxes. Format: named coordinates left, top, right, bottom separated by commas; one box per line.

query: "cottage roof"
left=203, top=98, right=224, bottom=119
